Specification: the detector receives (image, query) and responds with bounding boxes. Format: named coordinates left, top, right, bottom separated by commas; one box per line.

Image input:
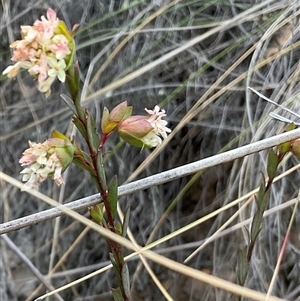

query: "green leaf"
left=111, top=288, right=124, bottom=301
left=256, top=180, right=265, bottom=206
left=50, top=130, right=70, bottom=141
left=72, top=154, right=96, bottom=176
left=122, top=206, right=130, bottom=238
left=251, top=183, right=270, bottom=242
left=65, top=68, right=78, bottom=103
left=89, top=204, right=104, bottom=224
left=72, top=116, right=88, bottom=140
left=278, top=141, right=291, bottom=155
left=65, top=64, right=85, bottom=120
left=115, top=222, right=122, bottom=235
left=108, top=176, right=118, bottom=220
left=267, top=149, right=279, bottom=179
left=261, top=188, right=270, bottom=213
left=110, top=253, right=122, bottom=285
left=286, top=123, right=296, bottom=131
left=256, top=181, right=270, bottom=212
left=76, top=104, right=86, bottom=123
left=250, top=211, right=262, bottom=243
left=86, top=111, right=100, bottom=153
left=96, top=151, right=107, bottom=190
left=60, top=93, right=77, bottom=116
left=121, top=263, right=130, bottom=298
left=237, top=247, right=248, bottom=286
left=278, top=124, right=295, bottom=154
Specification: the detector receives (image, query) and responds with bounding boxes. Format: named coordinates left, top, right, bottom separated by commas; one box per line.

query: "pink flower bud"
left=118, top=116, right=154, bottom=147
left=117, top=105, right=171, bottom=148
left=101, top=101, right=132, bottom=134
left=291, top=138, right=300, bottom=158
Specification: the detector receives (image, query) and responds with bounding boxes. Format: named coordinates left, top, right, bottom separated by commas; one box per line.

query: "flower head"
left=19, top=133, right=74, bottom=190
left=117, top=105, right=171, bottom=148
left=145, top=105, right=171, bottom=140
left=2, top=8, right=76, bottom=97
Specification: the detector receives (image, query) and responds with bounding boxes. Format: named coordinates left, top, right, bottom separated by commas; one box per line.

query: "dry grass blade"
left=1, top=128, right=300, bottom=235
left=83, top=0, right=278, bottom=103
left=1, top=235, right=64, bottom=301
left=2, top=1, right=300, bottom=300
left=127, top=37, right=300, bottom=182
left=265, top=191, right=300, bottom=300
left=25, top=227, right=90, bottom=301
left=0, top=172, right=291, bottom=301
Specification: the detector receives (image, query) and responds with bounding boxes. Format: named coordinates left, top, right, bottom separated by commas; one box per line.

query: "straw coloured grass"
left=1, top=1, right=300, bottom=300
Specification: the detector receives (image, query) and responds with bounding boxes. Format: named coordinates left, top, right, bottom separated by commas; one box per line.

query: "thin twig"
left=0, top=128, right=300, bottom=235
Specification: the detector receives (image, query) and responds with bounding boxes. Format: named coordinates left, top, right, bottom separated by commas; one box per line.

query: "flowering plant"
left=2, top=8, right=171, bottom=301
left=19, top=131, right=74, bottom=190
left=102, top=101, right=171, bottom=148
left=3, top=8, right=76, bottom=97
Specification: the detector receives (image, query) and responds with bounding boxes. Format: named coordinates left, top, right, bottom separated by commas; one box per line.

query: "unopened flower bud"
left=291, top=138, right=300, bottom=158
left=117, top=115, right=155, bottom=148
left=117, top=105, right=171, bottom=148
left=101, top=101, right=132, bottom=134
left=89, top=204, right=104, bottom=224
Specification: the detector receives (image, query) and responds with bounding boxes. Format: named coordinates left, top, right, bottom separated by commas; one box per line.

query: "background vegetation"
left=1, top=0, right=300, bottom=300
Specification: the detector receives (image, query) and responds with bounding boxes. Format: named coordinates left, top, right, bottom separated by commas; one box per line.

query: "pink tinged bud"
left=3, top=61, right=33, bottom=78
left=38, top=76, right=56, bottom=97
left=20, top=26, right=38, bottom=42
left=35, top=8, right=59, bottom=39
left=11, top=45, right=36, bottom=62
left=2, top=64, right=21, bottom=78
left=29, top=52, right=48, bottom=82
left=53, top=166, right=64, bottom=185
left=116, top=105, right=171, bottom=148
left=118, top=116, right=153, bottom=137
left=109, top=101, right=132, bottom=122
left=117, top=116, right=156, bottom=148
left=291, top=138, right=300, bottom=158
left=49, top=34, right=71, bottom=60
left=46, top=8, right=57, bottom=22
left=101, top=101, right=133, bottom=134
left=71, top=24, right=80, bottom=36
